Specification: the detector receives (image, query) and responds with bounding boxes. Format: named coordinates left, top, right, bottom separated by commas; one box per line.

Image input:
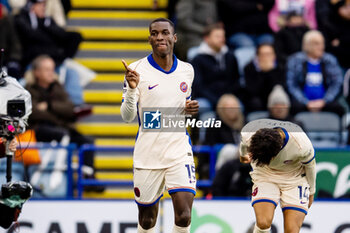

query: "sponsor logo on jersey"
left=284, top=160, right=293, bottom=164
left=143, top=110, right=161, bottom=129
left=148, top=84, right=159, bottom=90
left=180, top=82, right=188, bottom=92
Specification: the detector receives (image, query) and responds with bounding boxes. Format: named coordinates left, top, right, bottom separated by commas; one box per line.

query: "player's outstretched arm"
left=120, top=60, right=139, bottom=123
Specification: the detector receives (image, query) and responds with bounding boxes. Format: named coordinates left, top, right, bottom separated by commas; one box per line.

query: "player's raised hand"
left=185, top=100, right=199, bottom=116
left=122, top=60, right=140, bottom=89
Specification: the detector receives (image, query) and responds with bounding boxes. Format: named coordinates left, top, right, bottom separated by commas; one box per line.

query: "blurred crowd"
left=1, top=0, right=350, bottom=197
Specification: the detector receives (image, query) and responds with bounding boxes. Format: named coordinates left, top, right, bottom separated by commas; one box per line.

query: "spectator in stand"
left=322, top=0, right=350, bottom=69
left=199, top=94, right=244, bottom=179
left=268, top=0, right=317, bottom=33
left=0, top=3, right=22, bottom=79
left=217, top=0, right=274, bottom=72
left=175, top=0, right=218, bottom=61
left=286, top=30, right=344, bottom=116
left=243, top=43, right=286, bottom=113
left=275, top=11, right=310, bottom=64
left=267, top=85, right=303, bottom=127
left=14, top=0, right=81, bottom=69
left=14, top=0, right=86, bottom=106
left=204, top=94, right=244, bottom=147
left=191, top=24, right=240, bottom=112
left=25, top=55, right=103, bottom=192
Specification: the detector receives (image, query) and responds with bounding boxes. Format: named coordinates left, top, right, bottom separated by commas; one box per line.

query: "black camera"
left=0, top=181, right=32, bottom=229
left=7, top=100, right=26, bottom=118
left=1, top=181, right=33, bottom=200
left=0, top=100, right=26, bottom=138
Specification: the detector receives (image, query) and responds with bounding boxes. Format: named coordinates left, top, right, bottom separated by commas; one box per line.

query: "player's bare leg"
left=170, top=192, right=194, bottom=233
left=283, top=209, right=306, bottom=233
left=137, top=202, right=159, bottom=232
left=253, top=202, right=276, bottom=232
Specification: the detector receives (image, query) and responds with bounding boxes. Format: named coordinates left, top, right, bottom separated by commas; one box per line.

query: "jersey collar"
left=279, top=127, right=289, bottom=149
left=147, top=54, right=178, bottom=74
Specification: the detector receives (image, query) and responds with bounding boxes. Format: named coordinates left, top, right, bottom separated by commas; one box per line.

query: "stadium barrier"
left=77, top=145, right=218, bottom=199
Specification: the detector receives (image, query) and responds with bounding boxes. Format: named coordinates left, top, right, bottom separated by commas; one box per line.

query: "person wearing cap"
left=267, top=85, right=303, bottom=127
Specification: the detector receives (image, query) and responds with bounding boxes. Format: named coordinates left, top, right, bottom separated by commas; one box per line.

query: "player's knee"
left=174, top=210, right=191, bottom=227
left=139, top=216, right=157, bottom=229
left=256, top=218, right=272, bottom=230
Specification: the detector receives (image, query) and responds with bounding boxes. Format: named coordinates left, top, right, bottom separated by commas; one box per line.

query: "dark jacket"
left=191, top=49, right=240, bottom=107
left=15, top=9, right=82, bottom=67
left=275, top=26, right=309, bottom=64
left=212, top=159, right=252, bottom=197
left=0, top=15, right=22, bottom=78
left=0, top=15, right=22, bottom=64
left=325, top=1, right=350, bottom=68
left=244, top=60, right=285, bottom=111
left=26, top=81, right=76, bottom=129
left=217, top=0, right=274, bottom=37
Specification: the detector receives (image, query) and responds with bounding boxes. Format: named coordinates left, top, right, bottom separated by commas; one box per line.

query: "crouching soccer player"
left=240, top=119, right=316, bottom=233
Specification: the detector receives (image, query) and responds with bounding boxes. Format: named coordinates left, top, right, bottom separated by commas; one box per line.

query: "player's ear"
left=148, top=35, right=151, bottom=44
left=173, top=33, right=177, bottom=43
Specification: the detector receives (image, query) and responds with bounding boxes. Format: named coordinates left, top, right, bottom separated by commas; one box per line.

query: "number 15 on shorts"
left=185, top=164, right=196, bottom=184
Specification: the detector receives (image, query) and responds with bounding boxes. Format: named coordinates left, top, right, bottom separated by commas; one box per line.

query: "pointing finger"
left=122, top=60, right=132, bottom=72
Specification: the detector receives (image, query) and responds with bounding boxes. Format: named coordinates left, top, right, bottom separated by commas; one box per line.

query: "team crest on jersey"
left=252, top=187, right=258, bottom=197
left=180, top=82, right=188, bottom=93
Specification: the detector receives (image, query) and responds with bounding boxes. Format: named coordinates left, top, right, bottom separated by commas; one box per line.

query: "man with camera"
left=0, top=61, right=33, bottom=229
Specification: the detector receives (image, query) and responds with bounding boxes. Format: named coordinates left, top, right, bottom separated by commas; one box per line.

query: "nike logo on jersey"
left=148, top=84, right=159, bottom=90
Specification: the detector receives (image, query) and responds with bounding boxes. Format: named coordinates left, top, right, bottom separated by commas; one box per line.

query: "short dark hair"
left=256, top=43, right=275, bottom=55
left=202, top=23, right=224, bottom=37
left=149, top=18, right=175, bottom=33
left=248, top=128, right=283, bottom=166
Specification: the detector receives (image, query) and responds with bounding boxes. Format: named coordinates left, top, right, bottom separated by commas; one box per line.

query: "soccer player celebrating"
left=121, top=18, right=199, bottom=233
left=240, top=119, right=316, bottom=233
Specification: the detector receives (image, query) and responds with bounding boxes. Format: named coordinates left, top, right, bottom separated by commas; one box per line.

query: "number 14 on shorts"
left=185, top=164, right=196, bottom=184
left=298, top=185, right=310, bottom=205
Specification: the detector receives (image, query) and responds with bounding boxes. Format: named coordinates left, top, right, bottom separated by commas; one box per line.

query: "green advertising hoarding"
left=316, top=149, right=350, bottom=198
